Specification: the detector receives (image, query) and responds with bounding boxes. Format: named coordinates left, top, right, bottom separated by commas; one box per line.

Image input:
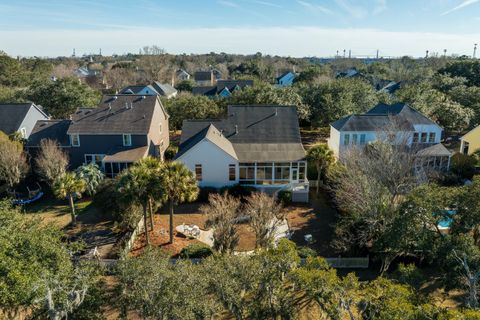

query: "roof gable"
left=0, top=103, right=37, bottom=134
left=178, top=105, right=305, bottom=162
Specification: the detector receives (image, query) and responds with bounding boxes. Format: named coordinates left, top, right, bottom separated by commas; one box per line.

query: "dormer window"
left=123, top=134, right=132, bottom=146
left=71, top=134, right=80, bottom=147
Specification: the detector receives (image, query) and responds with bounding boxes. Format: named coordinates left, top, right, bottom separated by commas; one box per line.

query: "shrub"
left=297, top=246, right=317, bottom=258
left=179, top=243, right=213, bottom=259
left=93, top=179, right=142, bottom=231
left=277, top=190, right=292, bottom=205
left=197, top=187, right=219, bottom=202
left=393, top=263, right=423, bottom=288
left=164, top=145, right=178, bottom=161
left=451, top=153, right=477, bottom=180
left=219, top=184, right=256, bottom=198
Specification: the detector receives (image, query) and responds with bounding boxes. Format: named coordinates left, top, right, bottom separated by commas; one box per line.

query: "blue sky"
left=1, top=0, right=480, bottom=57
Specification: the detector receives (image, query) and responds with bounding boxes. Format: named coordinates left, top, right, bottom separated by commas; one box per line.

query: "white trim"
left=122, top=134, right=132, bottom=146
left=70, top=134, right=80, bottom=147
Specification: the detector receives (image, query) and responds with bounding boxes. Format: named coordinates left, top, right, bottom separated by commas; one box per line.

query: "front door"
left=291, top=168, right=299, bottom=183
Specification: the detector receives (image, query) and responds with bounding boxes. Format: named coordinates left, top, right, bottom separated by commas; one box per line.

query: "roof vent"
left=125, top=102, right=129, bottom=110
left=113, top=96, right=118, bottom=100
left=130, top=102, right=133, bottom=109
left=141, top=95, right=146, bottom=100
left=275, top=107, right=278, bottom=116
left=143, top=114, right=146, bottom=119
left=235, top=125, right=238, bottom=135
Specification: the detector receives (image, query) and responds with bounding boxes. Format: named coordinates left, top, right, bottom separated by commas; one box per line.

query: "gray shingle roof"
left=175, top=124, right=237, bottom=160
left=178, top=105, right=305, bottom=162
left=0, top=103, right=42, bottom=135
left=332, top=103, right=436, bottom=131
left=151, top=82, right=177, bottom=96
left=26, top=120, right=71, bottom=146
left=192, top=80, right=253, bottom=96
left=416, top=143, right=452, bottom=157
left=194, top=71, right=214, bottom=81
left=67, top=95, right=160, bottom=135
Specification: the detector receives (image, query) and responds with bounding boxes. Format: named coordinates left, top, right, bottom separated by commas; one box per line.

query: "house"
left=0, top=103, right=49, bottom=139
left=176, top=69, right=191, bottom=81
left=276, top=71, right=296, bottom=87
left=328, top=102, right=452, bottom=172
left=192, top=80, right=253, bottom=98
left=194, top=71, right=215, bottom=86
left=120, top=82, right=177, bottom=99
left=74, top=66, right=98, bottom=78
left=335, top=68, right=362, bottom=78
left=27, top=95, right=170, bottom=177
left=175, top=105, right=309, bottom=202
left=460, top=125, right=480, bottom=155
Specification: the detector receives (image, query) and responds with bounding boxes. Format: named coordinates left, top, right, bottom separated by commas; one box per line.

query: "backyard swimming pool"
left=437, top=210, right=456, bottom=229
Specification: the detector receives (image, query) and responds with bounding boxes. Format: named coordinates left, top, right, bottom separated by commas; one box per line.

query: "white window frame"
left=71, top=134, right=80, bottom=147
left=122, top=134, right=132, bottom=147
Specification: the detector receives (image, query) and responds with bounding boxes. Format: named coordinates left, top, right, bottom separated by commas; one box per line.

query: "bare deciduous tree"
left=245, top=193, right=286, bottom=249
left=331, top=119, right=419, bottom=270
left=35, top=139, right=69, bottom=187
left=202, top=193, right=241, bottom=254
left=0, top=132, right=28, bottom=190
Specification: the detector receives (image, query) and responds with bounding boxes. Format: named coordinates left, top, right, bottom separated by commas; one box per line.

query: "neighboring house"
left=328, top=103, right=452, bottom=173
left=372, top=78, right=403, bottom=94
left=74, top=66, right=98, bottom=78
left=335, top=68, right=362, bottom=78
left=276, top=71, right=296, bottom=87
left=27, top=95, right=170, bottom=177
left=176, top=69, right=191, bottom=81
left=194, top=71, right=215, bottom=86
left=0, top=103, right=49, bottom=139
left=175, top=105, right=309, bottom=202
left=192, top=80, right=253, bottom=98
left=460, top=125, right=480, bottom=155
left=120, top=82, right=177, bottom=99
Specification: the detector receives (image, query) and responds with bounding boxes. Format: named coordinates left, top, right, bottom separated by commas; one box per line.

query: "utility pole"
left=474, top=44, right=478, bottom=59
left=343, top=49, right=346, bottom=58
left=348, top=49, right=351, bottom=59
left=443, top=49, right=447, bottom=58
left=425, top=50, right=429, bottom=58
left=72, top=48, right=76, bottom=57
left=99, top=48, right=102, bottom=56
left=336, top=50, right=339, bottom=58
left=376, top=49, right=379, bottom=59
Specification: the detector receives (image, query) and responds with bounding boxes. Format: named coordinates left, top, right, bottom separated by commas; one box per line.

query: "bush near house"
left=451, top=153, right=477, bottom=180
left=179, top=243, right=213, bottom=259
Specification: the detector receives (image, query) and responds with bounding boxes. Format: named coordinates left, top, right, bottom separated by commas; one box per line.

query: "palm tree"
left=117, top=157, right=163, bottom=245
left=306, top=143, right=335, bottom=193
left=75, top=163, right=104, bottom=196
left=53, top=172, right=86, bottom=225
left=160, top=162, right=199, bottom=244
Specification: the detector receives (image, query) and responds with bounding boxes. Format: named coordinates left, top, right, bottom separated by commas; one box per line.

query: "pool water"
left=437, top=210, right=456, bottom=229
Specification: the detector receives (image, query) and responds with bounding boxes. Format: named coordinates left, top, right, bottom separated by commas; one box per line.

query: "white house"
left=0, top=103, right=49, bottom=139
left=120, top=82, right=177, bottom=99
left=175, top=105, right=309, bottom=202
left=328, top=103, right=451, bottom=172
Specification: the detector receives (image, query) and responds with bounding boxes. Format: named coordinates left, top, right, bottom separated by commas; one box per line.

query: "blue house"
left=276, top=71, right=296, bottom=87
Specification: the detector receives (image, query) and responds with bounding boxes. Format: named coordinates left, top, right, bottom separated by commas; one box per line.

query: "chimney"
left=235, top=125, right=238, bottom=135
left=275, top=107, right=278, bottom=116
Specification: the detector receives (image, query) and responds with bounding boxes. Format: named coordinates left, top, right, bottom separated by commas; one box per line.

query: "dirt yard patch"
left=24, top=197, right=119, bottom=258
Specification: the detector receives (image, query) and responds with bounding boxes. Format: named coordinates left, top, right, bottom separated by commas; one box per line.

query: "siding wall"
left=18, top=106, right=49, bottom=138
left=176, top=139, right=239, bottom=188
left=68, top=134, right=148, bottom=168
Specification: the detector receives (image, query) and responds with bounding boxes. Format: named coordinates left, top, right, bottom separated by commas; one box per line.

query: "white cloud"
left=250, top=0, right=282, bottom=8
left=442, top=0, right=480, bottom=15
left=217, top=0, right=240, bottom=8
left=373, top=0, right=387, bottom=15
left=335, top=0, right=368, bottom=19
left=297, top=0, right=334, bottom=15
left=1, top=26, right=478, bottom=58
